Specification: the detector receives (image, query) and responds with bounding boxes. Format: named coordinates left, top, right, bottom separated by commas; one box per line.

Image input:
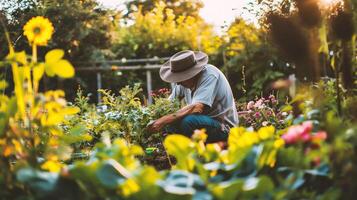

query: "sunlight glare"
left=319, top=0, right=343, bottom=9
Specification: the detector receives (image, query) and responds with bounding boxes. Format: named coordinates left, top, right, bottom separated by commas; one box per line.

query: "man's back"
left=170, top=64, right=239, bottom=128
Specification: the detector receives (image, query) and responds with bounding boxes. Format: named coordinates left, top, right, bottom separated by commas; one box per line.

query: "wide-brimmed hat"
left=160, top=50, right=208, bottom=83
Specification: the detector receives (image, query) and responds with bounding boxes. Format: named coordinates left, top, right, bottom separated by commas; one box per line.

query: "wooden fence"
left=74, top=57, right=170, bottom=104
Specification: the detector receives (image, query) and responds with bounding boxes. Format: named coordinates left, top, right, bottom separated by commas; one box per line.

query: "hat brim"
left=160, top=51, right=208, bottom=83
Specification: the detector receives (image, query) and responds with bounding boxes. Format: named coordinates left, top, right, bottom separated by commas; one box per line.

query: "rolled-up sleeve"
left=169, top=84, right=181, bottom=101
left=192, top=75, right=218, bottom=107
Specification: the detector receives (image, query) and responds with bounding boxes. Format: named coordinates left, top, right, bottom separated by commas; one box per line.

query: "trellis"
left=74, top=57, right=169, bottom=104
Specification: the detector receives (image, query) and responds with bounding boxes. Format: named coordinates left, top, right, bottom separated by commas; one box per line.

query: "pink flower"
left=247, top=101, right=255, bottom=110
left=266, top=111, right=272, bottom=116
left=150, top=92, right=157, bottom=97
left=301, top=121, right=313, bottom=134
left=255, top=112, right=261, bottom=118
left=281, top=121, right=314, bottom=144
left=301, top=132, right=311, bottom=142
left=282, top=125, right=301, bottom=144
left=254, top=99, right=263, bottom=108
left=312, top=131, right=327, bottom=142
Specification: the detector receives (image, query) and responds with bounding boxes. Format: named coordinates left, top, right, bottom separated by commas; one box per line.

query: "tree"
left=0, top=0, right=120, bottom=101
left=103, top=2, right=220, bottom=101
left=215, top=18, right=289, bottom=101
left=124, top=0, right=203, bottom=18
left=113, top=2, right=219, bottom=59
left=1, top=0, right=118, bottom=61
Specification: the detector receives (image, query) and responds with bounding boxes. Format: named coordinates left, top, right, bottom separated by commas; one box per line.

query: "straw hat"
left=160, top=50, right=208, bottom=83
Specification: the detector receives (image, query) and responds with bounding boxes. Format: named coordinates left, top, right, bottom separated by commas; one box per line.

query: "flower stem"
left=32, top=44, right=37, bottom=63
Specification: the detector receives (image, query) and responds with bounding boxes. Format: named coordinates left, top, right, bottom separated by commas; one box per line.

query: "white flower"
left=258, top=104, right=266, bottom=109
left=254, top=99, right=264, bottom=108
left=262, top=121, right=269, bottom=126
left=281, top=112, right=288, bottom=116
left=247, top=101, right=255, bottom=110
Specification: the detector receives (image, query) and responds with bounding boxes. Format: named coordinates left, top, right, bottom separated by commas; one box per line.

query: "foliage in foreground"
left=1, top=15, right=357, bottom=200
left=5, top=123, right=333, bottom=200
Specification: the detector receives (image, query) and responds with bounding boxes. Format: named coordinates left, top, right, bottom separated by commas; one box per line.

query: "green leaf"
left=211, top=179, right=244, bottom=200
left=281, top=105, right=293, bottom=112
left=61, top=124, right=92, bottom=144
left=0, top=80, right=8, bottom=90
left=0, top=97, right=17, bottom=136
left=131, top=166, right=161, bottom=199
left=96, top=159, right=131, bottom=189
left=157, top=170, right=209, bottom=199
left=16, top=168, right=59, bottom=193
left=7, top=97, right=17, bottom=117
left=164, top=134, right=195, bottom=170
left=0, top=61, right=8, bottom=68
left=243, top=176, right=274, bottom=195
left=69, top=161, right=101, bottom=187
left=69, top=124, right=86, bottom=135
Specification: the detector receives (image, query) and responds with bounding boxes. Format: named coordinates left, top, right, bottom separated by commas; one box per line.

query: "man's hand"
left=147, top=103, right=205, bottom=133
left=191, top=103, right=204, bottom=114
left=147, top=118, right=166, bottom=132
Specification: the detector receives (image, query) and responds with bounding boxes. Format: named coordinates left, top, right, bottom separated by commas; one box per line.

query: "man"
left=148, top=50, right=238, bottom=143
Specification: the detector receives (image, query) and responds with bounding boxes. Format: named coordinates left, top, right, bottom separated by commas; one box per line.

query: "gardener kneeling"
left=147, top=50, right=238, bottom=143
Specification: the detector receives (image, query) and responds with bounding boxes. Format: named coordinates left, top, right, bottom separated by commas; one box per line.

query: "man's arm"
left=148, top=102, right=205, bottom=132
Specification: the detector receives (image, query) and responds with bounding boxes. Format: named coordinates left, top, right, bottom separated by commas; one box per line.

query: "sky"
left=97, top=0, right=257, bottom=33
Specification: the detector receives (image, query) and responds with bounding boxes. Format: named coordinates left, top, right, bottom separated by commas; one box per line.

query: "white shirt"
left=169, top=64, right=239, bottom=129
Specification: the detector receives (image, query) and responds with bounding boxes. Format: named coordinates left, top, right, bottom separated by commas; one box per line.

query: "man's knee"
left=181, top=115, right=200, bottom=128
left=180, top=115, right=204, bottom=136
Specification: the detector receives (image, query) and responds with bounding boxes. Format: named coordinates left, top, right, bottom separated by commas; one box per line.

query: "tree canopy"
left=124, top=0, right=204, bottom=18
left=1, top=0, right=117, bottom=61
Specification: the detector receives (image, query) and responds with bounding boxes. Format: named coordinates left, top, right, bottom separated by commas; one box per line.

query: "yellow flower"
left=41, top=155, right=63, bottom=172
left=258, top=126, right=275, bottom=140
left=0, top=139, right=6, bottom=145
left=41, top=160, right=63, bottom=172
left=273, top=138, right=285, bottom=149
left=237, top=132, right=259, bottom=148
left=121, top=179, right=140, bottom=197
left=230, top=127, right=246, bottom=136
left=192, top=129, right=207, bottom=142
left=3, top=146, right=13, bottom=157
left=23, top=16, right=54, bottom=46
left=12, top=139, right=23, bottom=154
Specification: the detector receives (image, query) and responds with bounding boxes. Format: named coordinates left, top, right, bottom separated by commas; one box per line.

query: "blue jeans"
left=165, top=115, right=228, bottom=143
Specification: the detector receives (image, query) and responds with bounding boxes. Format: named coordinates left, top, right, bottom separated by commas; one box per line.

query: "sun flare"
left=319, top=0, right=343, bottom=8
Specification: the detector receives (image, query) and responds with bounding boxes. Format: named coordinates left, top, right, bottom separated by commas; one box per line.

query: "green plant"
left=0, top=16, right=91, bottom=198
left=66, top=85, right=180, bottom=150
